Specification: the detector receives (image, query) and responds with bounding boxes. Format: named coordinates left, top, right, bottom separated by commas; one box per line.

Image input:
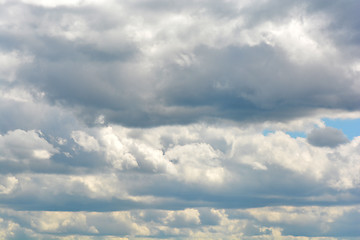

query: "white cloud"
left=0, top=129, right=57, bottom=162
left=327, top=136, right=360, bottom=190
left=229, top=131, right=329, bottom=179
left=244, top=206, right=349, bottom=226
left=30, top=212, right=98, bottom=234
left=245, top=10, right=336, bottom=65
left=66, top=122, right=360, bottom=193
left=165, top=208, right=201, bottom=227
left=71, top=130, right=100, bottom=152
left=68, top=174, right=122, bottom=199
left=2, top=205, right=357, bottom=239
left=0, top=175, right=18, bottom=194
left=165, top=143, right=225, bottom=184
left=99, top=127, right=138, bottom=170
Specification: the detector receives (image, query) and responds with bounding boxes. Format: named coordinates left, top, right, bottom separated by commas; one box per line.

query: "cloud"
left=1, top=124, right=359, bottom=213
left=307, top=127, right=349, bottom=147
left=0, top=129, right=57, bottom=162
left=1, top=205, right=360, bottom=239
left=0, top=0, right=360, bottom=239
left=0, top=0, right=358, bottom=127
left=0, top=175, right=18, bottom=195
left=71, top=131, right=100, bottom=152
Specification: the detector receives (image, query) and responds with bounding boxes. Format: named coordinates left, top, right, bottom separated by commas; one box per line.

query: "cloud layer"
left=2, top=0, right=360, bottom=127
left=0, top=0, right=360, bottom=239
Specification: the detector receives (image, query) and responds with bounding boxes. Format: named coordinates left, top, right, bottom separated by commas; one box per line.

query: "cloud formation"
left=0, top=0, right=359, bottom=239
left=307, top=127, right=349, bottom=147
left=1, top=0, right=360, bottom=127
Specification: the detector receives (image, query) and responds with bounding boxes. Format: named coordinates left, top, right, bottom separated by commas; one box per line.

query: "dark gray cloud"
left=307, top=127, right=349, bottom=147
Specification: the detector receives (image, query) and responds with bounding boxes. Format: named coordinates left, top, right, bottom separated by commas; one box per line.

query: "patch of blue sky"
left=323, top=118, right=360, bottom=140
left=262, top=129, right=275, bottom=136
left=285, top=131, right=306, bottom=138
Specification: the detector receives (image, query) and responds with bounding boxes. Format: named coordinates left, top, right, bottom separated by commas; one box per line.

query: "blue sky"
left=323, top=118, right=360, bottom=140
left=264, top=118, right=360, bottom=140
left=0, top=0, right=360, bottom=239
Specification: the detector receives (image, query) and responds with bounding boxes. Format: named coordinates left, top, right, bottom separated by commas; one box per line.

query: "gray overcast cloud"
left=0, top=0, right=360, bottom=239
left=307, top=127, right=349, bottom=147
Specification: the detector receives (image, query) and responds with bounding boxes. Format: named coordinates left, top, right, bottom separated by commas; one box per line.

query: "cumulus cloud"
left=1, top=124, right=359, bottom=214
left=0, top=129, right=57, bottom=162
left=71, top=131, right=100, bottom=152
left=1, top=205, right=359, bottom=239
left=0, top=175, right=18, bottom=195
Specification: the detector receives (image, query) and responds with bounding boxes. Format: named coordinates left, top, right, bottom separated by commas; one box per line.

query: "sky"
left=0, top=0, right=360, bottom=239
